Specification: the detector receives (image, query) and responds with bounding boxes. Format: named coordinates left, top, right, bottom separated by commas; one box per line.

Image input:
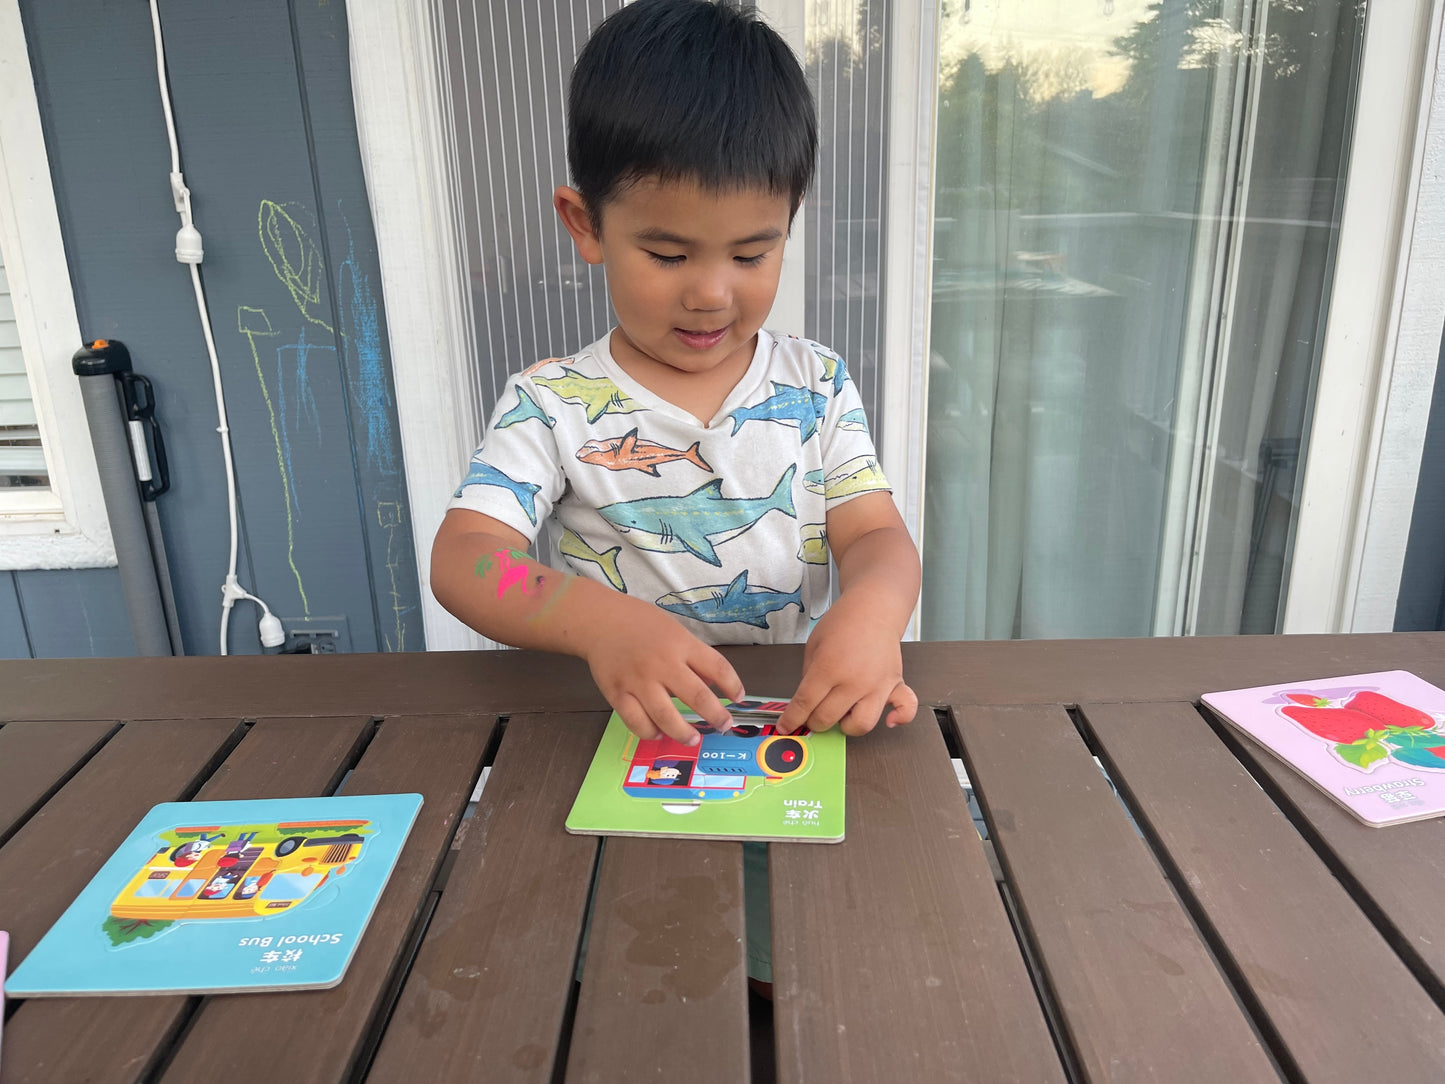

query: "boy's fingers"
left=839, top=691, right=888, bottom=737
left=640, top=689, right=702, bottom=747
left=613, top=692, right=662, bottom=742
left=777, top=682, right=822, bottom=734
left=677, top=672, right=731, bottom=732
left=692, top=647, right=746, bottom=704
left=883, top=681, right=919, bottom=728
left=801, top=687, right=857, bottom=734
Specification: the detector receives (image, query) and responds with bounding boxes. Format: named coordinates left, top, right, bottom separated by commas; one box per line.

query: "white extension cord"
left=149, top=0, right=285, bottom=654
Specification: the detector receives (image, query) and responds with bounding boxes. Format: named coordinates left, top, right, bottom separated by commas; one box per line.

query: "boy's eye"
left=645, top=251, right=684, bottom=266
left=734, top=253, right=769, bottom=266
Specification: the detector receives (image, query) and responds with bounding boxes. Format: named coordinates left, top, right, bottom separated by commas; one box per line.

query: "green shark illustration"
left=598, top=465, right=796, bottom=566
left=797, top=522, right=828, bottom=565
left=823, top=455, right=888, bottom=501
left=559, top=527, right=625, bottom=591
left=497, top=385, right=555, bottom=429
left=534, top=367, right=644, bottom=423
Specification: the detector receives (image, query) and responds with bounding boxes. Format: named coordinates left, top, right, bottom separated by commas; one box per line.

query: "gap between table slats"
left=363, top=712, right=607, bottom=1084
left=0, top=720, right=119, bottom=846
left=156, top=715, right=495, bottom=1084
left=1080, top=700, right=1445, bottom=1084
left=0, top=716, right=374, bottom=1084
left=769, top=705, right=1066, bottom=1084
left=564, top=837, right=749, bottom=1084
left=1200, top=698, right=1445, bottom=1004
left=950, top=703, right=1281, bottom=1084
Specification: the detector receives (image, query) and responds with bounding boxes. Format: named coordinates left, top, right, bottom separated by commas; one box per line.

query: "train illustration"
left=622, top=720, right=811, bottom=804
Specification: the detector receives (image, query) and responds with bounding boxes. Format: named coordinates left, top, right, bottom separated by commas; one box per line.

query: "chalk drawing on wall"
left=338, top=209, right=397, bottom=477
left=376, top=500, right=410, bottom=651
left=238, top=305, right=310, bottom=615
left=259, top=199, right=335, bottom=334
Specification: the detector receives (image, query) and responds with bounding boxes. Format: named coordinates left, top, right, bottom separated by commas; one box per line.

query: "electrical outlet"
left=279, top=616, right=352, bottom=654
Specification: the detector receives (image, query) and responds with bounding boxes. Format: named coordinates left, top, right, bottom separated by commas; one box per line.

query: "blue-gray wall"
left=1396, top=321, right=1445, bottom=632
left=5, top=0, right=421, bottom=658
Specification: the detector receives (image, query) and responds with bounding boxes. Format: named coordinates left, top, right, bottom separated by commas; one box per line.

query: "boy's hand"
left=776, top=593, right=917, bottom=736
left=582, top=596, right=746, bottom=746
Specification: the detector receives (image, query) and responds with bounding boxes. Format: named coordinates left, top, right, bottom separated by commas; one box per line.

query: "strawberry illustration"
left=1345, top=690, right=1435, bottom=731
left=1284, top=692, right=1329, bottom=707
left=1280, top=705, right=1381, bottom=744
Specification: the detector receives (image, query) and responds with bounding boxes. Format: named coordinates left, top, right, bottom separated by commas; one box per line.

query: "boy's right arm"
left=431, top=508, right=743, bottom=744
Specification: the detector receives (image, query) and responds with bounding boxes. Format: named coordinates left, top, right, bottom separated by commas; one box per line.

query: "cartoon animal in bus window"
left=622, top=723, right=811, bottom=808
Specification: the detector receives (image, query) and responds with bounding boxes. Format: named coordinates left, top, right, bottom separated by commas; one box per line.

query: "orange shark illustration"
left=575, top=428, right=712, bottom=476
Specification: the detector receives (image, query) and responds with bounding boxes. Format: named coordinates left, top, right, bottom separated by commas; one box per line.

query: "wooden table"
left=3, top=632, right=1445, bottom=1083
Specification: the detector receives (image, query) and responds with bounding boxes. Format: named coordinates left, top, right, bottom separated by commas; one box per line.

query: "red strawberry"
left=1281, top=706, right=1382, bottom=744
left=1346, top=690, right=1434, bottom=730
left=1285, top=692, right=1329, bottom=707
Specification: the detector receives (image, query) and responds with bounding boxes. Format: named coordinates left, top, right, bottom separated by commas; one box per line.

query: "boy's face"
left=556, top=178, right=792, bottom=383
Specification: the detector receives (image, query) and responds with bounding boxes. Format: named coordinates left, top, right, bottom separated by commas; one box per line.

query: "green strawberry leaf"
left=1337, top=740, right=1389, bottom=769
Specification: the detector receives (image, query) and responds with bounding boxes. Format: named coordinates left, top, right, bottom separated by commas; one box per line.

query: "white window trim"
left=1284, top=0, right=1444, bottom=632
left=347, top=0, right=484, bottom=650
left=1340, top=0, right=1445, bottom=631
left=0, top=0, right=114, bottom=569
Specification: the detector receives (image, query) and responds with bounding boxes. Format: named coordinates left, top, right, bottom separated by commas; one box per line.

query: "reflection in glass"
left=922, top=0, right=1365, bottom=639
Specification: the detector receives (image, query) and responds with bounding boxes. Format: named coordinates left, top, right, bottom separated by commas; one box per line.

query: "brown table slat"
left=565, top=838, right=748, bottom=1084
left=0, top=718, right=243, bottom=963
left=953, top=704, right=1279, bottom=1084
left=366, top=712, right=606, bottom=1084
left=770, top=712, right=1066, bottom=1084
left=160, top=714, right=495, bottom=1084
left=1, top=716, right=373, bottom=1084
left=0, top=720, right=117, bottom=842
left=1206, top=701, right=1445, bottom=1000
left=1083, top=701, right=1445, bottom=1082
left=4, top=632, right=1443, bottom=722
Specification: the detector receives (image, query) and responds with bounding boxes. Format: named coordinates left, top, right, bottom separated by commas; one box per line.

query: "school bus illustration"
left=623, top=722, right=810, bottom=803
left=110, top=820, right=370, bottom=921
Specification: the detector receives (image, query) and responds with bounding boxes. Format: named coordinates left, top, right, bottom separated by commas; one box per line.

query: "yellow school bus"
left=110, top=821, right=369, bottom=921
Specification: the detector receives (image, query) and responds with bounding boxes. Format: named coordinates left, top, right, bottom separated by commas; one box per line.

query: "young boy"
left=432, top=0, right=920, bottom=748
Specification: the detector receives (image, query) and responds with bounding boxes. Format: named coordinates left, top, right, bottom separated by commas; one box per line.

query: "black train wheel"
left=759, top=735, right=808, bottom=776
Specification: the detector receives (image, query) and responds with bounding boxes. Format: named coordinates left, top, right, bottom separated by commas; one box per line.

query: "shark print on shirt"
left=597, top=465, right=797, bottom=567
left=656, top=570, right=804, bottom=629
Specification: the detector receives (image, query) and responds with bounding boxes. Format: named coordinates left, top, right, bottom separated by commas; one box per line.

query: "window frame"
left=0, top=0, right=115, bottom=569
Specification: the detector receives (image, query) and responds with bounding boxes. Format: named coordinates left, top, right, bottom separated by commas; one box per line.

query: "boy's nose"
left=682, top=271, right=729, bottom=312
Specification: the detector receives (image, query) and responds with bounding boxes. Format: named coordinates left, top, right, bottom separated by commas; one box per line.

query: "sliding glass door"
left=921, top=0, right=1367, bottom=639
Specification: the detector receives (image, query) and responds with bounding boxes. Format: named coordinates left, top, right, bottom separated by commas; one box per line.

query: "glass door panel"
left=921, top=0, right=1365, bottom=640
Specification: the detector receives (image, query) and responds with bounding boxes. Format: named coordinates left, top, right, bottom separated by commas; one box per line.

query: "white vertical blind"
left=0, top=243, right=49, bottom=487
left=430, top=0, right=619, bottom=422
left=803, top=0, right=889, bottom=442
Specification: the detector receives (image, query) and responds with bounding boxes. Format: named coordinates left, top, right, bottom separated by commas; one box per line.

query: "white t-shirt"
left=449, top=329, right=891, bottom=644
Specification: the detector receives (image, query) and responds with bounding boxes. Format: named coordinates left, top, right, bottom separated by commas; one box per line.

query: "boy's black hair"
left=568, top=0, right=816, bottom=225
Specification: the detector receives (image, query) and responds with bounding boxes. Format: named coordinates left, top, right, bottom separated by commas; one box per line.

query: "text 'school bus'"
left=624, top=722, right=810, bottom=801
left=110, top=820, right=370, bottom=921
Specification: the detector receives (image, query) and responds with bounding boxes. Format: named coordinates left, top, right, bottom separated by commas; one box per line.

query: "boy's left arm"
left=777, top=491, right=921, bottom=736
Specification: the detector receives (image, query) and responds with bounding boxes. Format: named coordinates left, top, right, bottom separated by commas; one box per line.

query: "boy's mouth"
left=674, top=326, right=728, bottom=350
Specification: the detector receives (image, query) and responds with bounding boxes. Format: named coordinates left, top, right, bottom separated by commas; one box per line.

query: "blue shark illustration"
left=453, top=461, right=541, bottom=525
left=497, top=385, right=555, bottom=429
left=598, top=465, right=796, bottom=566
left=814, top=347, right=849, bottom=395
left=726, top=383, right=828, bottom=443
left=838, top=408, right=870, bottom=433
left=803, top=469, right=826, bottom=494
left=657, top=570, right=803, bottom=629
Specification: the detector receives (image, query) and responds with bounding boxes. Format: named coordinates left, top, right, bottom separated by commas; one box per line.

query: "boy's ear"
left=554, top=186, right=604, bottom=265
